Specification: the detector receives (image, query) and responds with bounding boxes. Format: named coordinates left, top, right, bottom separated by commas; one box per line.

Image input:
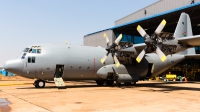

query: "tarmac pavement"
left=0, top=80, right=200, bottom=112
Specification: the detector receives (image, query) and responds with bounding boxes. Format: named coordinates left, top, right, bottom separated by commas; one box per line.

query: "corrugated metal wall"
left=84, top=30, right=115, bottom=48
left=115, top=0, right=200, bottom=26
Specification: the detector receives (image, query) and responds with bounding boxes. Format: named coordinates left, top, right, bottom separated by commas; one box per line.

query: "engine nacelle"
left=96, top=64, right=139, bottom=82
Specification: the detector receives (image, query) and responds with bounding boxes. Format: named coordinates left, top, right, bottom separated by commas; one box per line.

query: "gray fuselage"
left=4, top=43, right=185, bottom=81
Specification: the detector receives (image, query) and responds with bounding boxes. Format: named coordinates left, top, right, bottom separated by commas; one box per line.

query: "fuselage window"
left=28, top=56, right=36, bottom=63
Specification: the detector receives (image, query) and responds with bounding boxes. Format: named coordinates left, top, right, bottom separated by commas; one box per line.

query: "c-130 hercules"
left=3, top=12, right=200, bottom=88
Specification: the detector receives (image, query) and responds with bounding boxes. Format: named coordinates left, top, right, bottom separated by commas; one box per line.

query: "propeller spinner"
left=136, top=19, right=167, bottom=63
left=100, top=33, right=122, bottom=67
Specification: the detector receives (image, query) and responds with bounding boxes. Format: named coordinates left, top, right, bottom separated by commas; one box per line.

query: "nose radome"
left=3, top=59, right=23, bottom=75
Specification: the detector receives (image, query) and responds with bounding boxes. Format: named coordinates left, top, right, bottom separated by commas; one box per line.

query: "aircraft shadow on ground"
left=16, top=85, right=116, bottom=89
left=136, top=82, right=200, bottom=92
left=16, top=81, right=200, bottom=91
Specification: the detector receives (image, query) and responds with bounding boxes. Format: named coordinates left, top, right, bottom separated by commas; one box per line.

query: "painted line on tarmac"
left=0, top=83, right=32, bottom=86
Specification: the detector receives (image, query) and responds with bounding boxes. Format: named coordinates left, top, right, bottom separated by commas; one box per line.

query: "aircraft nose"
left=3, top=59, right=23, bottom=75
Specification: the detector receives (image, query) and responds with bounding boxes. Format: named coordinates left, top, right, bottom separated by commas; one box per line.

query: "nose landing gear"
left=33, top=79, right=45, bottom=88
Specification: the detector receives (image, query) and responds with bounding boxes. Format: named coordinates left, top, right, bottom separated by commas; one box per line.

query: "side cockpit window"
left=28, top=56, right=36, bottom=63
left=21, top=48, right=30, bottom=59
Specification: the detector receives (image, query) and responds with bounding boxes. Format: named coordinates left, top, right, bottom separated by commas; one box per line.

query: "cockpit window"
left=21, top=53, right=26, bottom=59
left=37, top=49, right=41, bottom=53
left=28, top=56, right=36, bottom=63
left=27, top=46, right=42, bottom=54
left=32, top=49, right=37, bottom=53
left=23, top=48, right=30, bottom=52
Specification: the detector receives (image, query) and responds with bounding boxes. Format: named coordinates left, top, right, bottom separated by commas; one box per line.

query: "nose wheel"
left=33, top=79, right=45, bottom=88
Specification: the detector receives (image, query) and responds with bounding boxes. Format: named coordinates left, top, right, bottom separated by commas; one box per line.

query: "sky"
left=0, top=0, right=158, bottom=67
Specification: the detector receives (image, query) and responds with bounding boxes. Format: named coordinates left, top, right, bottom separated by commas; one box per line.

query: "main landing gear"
left=33, top=79, right=45, bottom=88
left=95, top=80, right=136, bottom=87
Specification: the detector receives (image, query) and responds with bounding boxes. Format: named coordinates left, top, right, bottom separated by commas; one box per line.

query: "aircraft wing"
left=134, top=43, right=146, bottom=51
left=184, top=54, right=200, bottom=59
left=120, top=43, right=146, bottom=53
left=178, top=35, right=200, bottom=46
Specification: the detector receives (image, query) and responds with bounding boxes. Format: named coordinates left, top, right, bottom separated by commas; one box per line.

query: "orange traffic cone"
left=184, top=77, right=188, bottom=82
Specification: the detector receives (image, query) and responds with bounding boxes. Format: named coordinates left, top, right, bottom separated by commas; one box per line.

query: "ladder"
left=54, top=77, right=66, bottom=89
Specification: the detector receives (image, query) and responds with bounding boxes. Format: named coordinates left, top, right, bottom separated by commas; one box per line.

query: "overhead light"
left=144, top=29, right=148, bottom=30
left=197, top=24, right=200, bottom=26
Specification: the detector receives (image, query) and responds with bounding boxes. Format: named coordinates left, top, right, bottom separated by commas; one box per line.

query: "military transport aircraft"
left=3, top=12, right=200, bottom=88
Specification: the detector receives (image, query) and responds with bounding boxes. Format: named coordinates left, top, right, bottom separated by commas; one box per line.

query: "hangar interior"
left=84, top=0, right=200, bottom=80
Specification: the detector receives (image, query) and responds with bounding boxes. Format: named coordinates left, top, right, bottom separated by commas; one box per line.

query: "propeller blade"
left=155, top=19, right=166, bottom=35
left=113, top=54, right=120, bottom=67
left=114, top=34, right=123, bottom=45
left=136, top=49, right=146, bottom=63
left=156, top=47, right=167, bottom=62
left=100, top=52, right=109, bottom=64
left=137, top=25, right=149, bottom=38
left=103, top=33, right=110, bottom=47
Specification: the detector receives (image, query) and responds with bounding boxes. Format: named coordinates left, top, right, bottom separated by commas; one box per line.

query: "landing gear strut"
left=33, top=79, right=45, bottom=88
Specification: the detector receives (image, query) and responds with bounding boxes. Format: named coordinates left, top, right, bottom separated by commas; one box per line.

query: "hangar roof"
left=84, top=2, right=200, bottom=37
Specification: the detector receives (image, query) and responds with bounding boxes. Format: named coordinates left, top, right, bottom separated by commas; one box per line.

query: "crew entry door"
left=54, top=65, right=66, bottom=88
left=54, top=65, right=64, bottom=78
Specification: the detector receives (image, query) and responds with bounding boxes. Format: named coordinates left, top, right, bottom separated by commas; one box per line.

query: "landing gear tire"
left=96, top=80, right=105, bottom=86
left=115, top=81, right=121, bottom=87
left=131, top=82, right=136, bottom=86
left=106, top=80, right=114, bottom=86
left=34, top=80, right=45, bottom=88
left=124, top=82, right=131, bottom=86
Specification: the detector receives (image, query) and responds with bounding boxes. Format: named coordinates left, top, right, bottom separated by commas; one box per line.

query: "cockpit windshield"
left=23, top=48, right=30, bottom=52
left=28, top=46, right=42, bottom=54
left=21, top=46, right=42, bottom=59
left=31, top=49, right=37, bottom=53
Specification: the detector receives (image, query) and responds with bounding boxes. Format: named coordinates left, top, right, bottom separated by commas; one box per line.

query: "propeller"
left=100, top=33, right=122, bottom=67
left=136, top=19, right=167, bottom=63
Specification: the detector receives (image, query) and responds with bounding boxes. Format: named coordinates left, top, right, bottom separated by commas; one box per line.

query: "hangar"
left=84, top=0, right=200, bottom=80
